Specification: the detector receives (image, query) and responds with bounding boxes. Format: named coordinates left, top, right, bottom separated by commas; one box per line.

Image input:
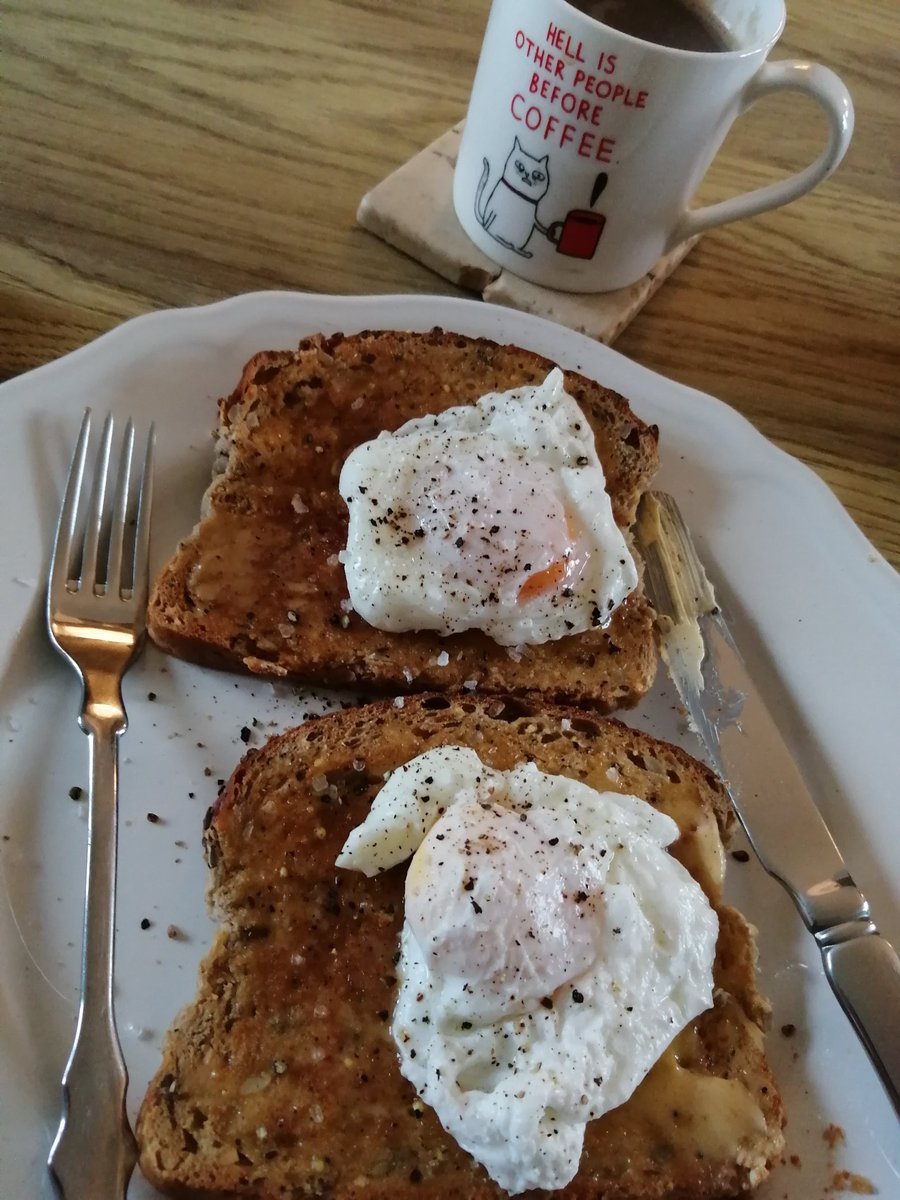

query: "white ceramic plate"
left=0, top=293, right=897, bottom=1198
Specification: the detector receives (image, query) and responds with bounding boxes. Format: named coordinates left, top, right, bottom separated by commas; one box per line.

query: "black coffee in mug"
left=572, top=0, right=735, bottom=52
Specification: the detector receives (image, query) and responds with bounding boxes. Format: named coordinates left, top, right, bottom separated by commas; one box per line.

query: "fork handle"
left=49, top=716, right=137, bottom=1198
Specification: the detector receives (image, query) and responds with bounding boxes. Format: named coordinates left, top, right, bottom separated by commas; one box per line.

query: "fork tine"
left=49, top=409, right=92, bottom=598
left=106, top=420, right=135, bottom=598
left=130, top=424, right=155, bottom=607
left=81, top=414, right=115, bottom=593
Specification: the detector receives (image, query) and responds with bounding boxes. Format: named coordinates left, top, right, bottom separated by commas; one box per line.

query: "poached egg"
left=337, top=746, right=718, bottom=1194
left=338, top=369, right=638, bottom=646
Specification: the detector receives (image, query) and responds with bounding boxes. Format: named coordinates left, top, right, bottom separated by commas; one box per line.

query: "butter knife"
left=635, top=491, right=900, bottom=1118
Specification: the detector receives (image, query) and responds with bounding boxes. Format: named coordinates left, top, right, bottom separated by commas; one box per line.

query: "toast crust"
left=137, top=694, right=784, bottom=1199
left=148, top=330, right=660, bottom=710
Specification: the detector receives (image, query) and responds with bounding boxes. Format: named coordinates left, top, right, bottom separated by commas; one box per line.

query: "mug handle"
left=667, top=62, right=854, bottom=248
left=547, top=220, right=563, bottom=245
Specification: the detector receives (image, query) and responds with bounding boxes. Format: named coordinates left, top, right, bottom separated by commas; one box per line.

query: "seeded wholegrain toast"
left=148, top=329, right=659, bottom=710
left=137, top=693, right=785, bottom=1199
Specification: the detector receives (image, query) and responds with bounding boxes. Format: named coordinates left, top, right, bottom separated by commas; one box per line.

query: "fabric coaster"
left=357, top=124, right=699, bottom=345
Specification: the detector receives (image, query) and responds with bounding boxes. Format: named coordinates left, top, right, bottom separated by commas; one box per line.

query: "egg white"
left=337, top=746, right=719, bottom=1194
left=338, top=369, right=638, bottom=646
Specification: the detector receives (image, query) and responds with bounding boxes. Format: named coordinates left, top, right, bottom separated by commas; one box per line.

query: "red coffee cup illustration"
left=548, top=209, right=606, bottom=259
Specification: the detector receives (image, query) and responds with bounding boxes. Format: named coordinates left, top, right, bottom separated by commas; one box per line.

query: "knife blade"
left=635, top=491, right=900, bottom=1119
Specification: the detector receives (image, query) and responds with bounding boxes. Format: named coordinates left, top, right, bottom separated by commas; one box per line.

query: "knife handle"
left=821, top=930, right=900, bottom=1118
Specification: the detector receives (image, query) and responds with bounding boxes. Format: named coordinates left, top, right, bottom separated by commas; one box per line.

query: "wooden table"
left=2, top=0, right=897, bottom=566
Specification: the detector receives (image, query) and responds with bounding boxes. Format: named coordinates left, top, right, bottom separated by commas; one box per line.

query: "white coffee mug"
left=452, top=0, right=854, bottom=292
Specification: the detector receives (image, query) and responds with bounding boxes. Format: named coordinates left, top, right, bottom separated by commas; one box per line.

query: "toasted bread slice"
left=148, top=330, right=659, bottom=710
left=137, top=694, right=785, bottom=1199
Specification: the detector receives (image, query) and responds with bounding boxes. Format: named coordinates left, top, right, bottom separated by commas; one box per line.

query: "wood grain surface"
left=1, top=0, right=897, bottom=565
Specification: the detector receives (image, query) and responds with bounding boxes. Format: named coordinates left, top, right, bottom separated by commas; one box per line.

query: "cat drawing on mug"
left=474, top=138, right=550, bottom=257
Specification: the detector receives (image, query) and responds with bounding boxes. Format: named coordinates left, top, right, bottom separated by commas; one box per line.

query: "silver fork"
left=46, top=410, right=154, bottom=1199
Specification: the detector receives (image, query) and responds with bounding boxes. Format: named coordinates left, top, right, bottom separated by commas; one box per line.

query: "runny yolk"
left=517, top=512, right=580, bottom=604
left=518, top=558, right=568, bottom=603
